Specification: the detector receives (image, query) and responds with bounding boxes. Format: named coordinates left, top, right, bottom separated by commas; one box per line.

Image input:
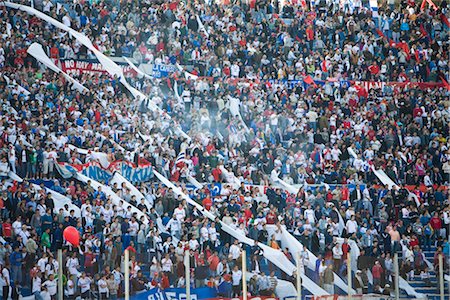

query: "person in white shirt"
left=165, top=215, right=182, bottom=240
left=45, top=257, right=59, bottom=277
left=208, top=223, right=218, bottom=247
left=32, top=274, right=42, bottom=298
left=42, top=274, right=57, bottom=298
left=40, top=286, right=51, bottom=300
left=66, top=252, right=80, bottom=277
left=173, top=203, right=186, bottom=222
left=304, top=205, right=315, bottom=224
left=129, top=217, right=139, bottom=242
left=97, top=275, right=109, bottom=299
left=200, top=224, right=209, bottom=245
left=37, top=254, right=48, bottom=274
left=331, top=145, right=342, bottom=161
left=346, top=215, right=358, bottom=235
left=229, top=240, right=241, bottom=260
left=1, top=265, right=10, bottom=299
left=161, top=253, right=173, bottom=273
left=188, top=236, right=199, bottom=251
left=332, top=243, right=343, bottom=271
left=62, top=277, right=74, bottom=299
left=78, top=272, right=92, bottom=299
left=231, top=265, right=242, bottom=297
left=12, top=216, right=22, bottom=236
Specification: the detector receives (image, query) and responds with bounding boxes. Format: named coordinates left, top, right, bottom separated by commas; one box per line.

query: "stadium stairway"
left=403, top=246, right=450, bottom=299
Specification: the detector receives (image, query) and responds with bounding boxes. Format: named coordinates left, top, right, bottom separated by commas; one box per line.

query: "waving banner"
left=60, top=59, right=137, bottom=77
left=60, top=160, right=154, bottom=183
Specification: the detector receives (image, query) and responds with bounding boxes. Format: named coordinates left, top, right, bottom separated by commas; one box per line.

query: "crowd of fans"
left=0, top=0, right=448, bottom=298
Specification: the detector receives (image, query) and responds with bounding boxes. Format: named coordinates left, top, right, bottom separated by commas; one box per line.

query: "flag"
left=440, top=76, right=450, bottom=91
left=420, top=0, right=438, bottom=11
left=420, top=0, right=426, bottom=10
left=321, top=60, right=328, bottom=72
left=414, top=50, right=420, bottom=62
left=395, top=42, right=410, bottom=60
left=228, top=124, right=238, bottom=134
left=171, top=151, right=186, bottom=174
left=375, top=29, right=384, bottom=38
left=210, top=183, right=222, bottom=196
left=55, top=163, right=76, bottom=179
left=419, top=24, right=432, bottom=43
left=303, top=75, right=317, bottom=87
left=441, top=14, right=450, bottom=28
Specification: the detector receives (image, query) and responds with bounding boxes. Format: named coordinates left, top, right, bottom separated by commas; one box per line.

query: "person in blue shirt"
left=9, top=246, right=22, bottom=285
left=217, top=276, right=232, bottom=298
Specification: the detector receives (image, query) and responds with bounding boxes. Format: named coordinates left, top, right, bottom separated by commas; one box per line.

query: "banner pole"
left=124, top=249, right=130, bottom=300
left=185, top=251, right=191, bottom=300
left=347, top=254, right=351, bottom=300
left=394, top=253, right=399, bottom=300
left=296, top=252, right=301, bottom=300
left=242, top=249, right=247, bottom=300
left=57, top=249, right=63, bottom=300
left=439, top=253, right=444, bottom=300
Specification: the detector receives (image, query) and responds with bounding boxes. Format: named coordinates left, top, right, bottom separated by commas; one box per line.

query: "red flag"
left=440, top=76, right=450, bottom=90
left=414, top=50, right=420, bottom=62
left=441, top=14, right=450, bottom=28
left=419, top=24, right=427, bottom=37
left=419, top=24, right=432, bottom=43
left=376, top=29, right=385, bottom=38
left=420, top=0, right=426, bottom=10
left=303, top=75, right=317, bottom=87
left=421, top=0, right=438, bottom=10
left=396, top=42, right=410, bottom=60
left=321, top=60, right=328, bottom=72
left=427, top=0, right=438, bottom=10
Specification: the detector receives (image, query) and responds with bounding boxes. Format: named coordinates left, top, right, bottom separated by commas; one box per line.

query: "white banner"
left=27, top=43, right=87, bottom=92
left=32, top=183, right=81, bottom=218
left=75, top=172, right=149, bottom=224
left=153, top=170, right=329, bottom=296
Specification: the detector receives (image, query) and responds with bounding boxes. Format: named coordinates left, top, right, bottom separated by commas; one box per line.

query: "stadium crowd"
left=0, top=0, right=448, bottom=298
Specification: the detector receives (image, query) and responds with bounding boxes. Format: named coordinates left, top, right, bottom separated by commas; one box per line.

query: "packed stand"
left=0, top=0, right=448, bottom=298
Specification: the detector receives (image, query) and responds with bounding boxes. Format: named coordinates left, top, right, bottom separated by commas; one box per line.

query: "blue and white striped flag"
left=369, top=0, right=379, bottom=17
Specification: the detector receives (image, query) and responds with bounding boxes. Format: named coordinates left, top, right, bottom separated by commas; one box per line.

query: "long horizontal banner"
left=129, top=287, right=217, bottom=300
left=266, top=79, right=446, bottom=90
left=62, top=160, right=154, bottom=183
left=59, top=160, right=367, bottom=192
left=152, top=63, right=177, bottom=78
left=60, top=59, right=137, bottom=77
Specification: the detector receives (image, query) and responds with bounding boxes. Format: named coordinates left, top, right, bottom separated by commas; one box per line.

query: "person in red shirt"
left=368, top=62, right=380, bottom=75
left=409, top=235, right=419, bottom=248
left=430, top=212, right=442, bottom=230
left=160, top=272, right=170, bottom=289
left=211, top=166, right=222, bottom=182
left=266, top=209, right=277, bottom=224
left=342, top=238, right=350, bottom=260
left=2, top=218, right=12, bottom=242
left=305, top=25, right=314, bottom=49
left=372, top=261, right=384, bottom=287
left=341, top=186, right=349, bottom=206
left=207, top=251, right=220, bottom=274
left=429, top=212, right=442, bottom=241
left=84, top=248, right=96, bottom=276
left=202, top=196, right=213, bottom=211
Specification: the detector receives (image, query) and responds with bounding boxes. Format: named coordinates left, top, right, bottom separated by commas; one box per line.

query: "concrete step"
left=408, top=281, right=438, bottom=287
